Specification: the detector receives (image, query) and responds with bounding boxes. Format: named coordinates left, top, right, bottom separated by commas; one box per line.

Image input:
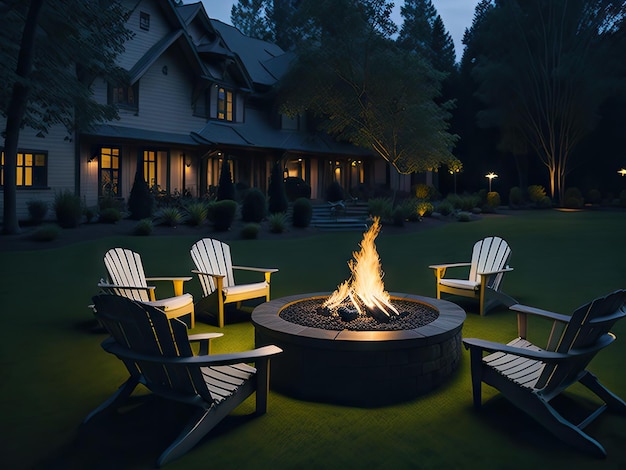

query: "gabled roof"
left=128, top=29, right=206, bottom=84
left=85, top=124, right=198, bottom=146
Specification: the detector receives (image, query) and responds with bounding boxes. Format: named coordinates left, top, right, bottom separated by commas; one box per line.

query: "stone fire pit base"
left=251, top=293, right=466, bottom=407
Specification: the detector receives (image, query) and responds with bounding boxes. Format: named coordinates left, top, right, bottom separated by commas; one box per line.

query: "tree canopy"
left=1, top=0, right=132, bottom=234
left=472, top=0, right=626, bottom=203
left=277, top=0, right=458, bottom=174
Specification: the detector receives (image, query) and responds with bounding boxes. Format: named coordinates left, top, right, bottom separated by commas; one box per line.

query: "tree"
left=216, top=156, right=235, bottom=201
left=1, top=0, right=132, bottom=234
left=278, top=0, right=458, bottom=174
left=473, top=0, right=625, bottom=204
left=430, top=15, right=455, bottom=74
left=230, top=0, right=272, bottom=41
left=397, top=0, right=437, bottom=60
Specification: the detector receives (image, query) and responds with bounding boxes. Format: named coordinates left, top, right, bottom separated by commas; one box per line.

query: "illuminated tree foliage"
left=277, top=0, right=458, bottom=174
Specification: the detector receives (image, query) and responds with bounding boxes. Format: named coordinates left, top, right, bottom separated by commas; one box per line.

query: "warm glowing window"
left=0, top=149, right=47, bottom=187
left=99, top=147, right=120, bottom=197
left=217, top=87, right=233, bottom=121
left=143, top=150, right=157, bottom=189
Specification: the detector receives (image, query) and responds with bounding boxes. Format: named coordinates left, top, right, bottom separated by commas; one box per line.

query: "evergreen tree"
left=230, top=0, right=272, bottom=41
left=267, top=161, right=288, bottom=214
left=127, top=155, right=154, bottom=220
left=430, top=15, right=455, bottom=73
left=216, top=156, right=236, bottom=201
left=397, top=0, right=437, bottom=60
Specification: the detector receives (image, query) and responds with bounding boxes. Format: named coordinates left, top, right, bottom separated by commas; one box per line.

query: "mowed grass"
left=1, top=209, right=625, bottom=469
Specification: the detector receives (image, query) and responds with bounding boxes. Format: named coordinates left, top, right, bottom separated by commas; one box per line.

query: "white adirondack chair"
left=99, top=247, right=195, bottom=328
left=85, top=294, right=282, bottom=467
left=463, top=290, right=626, bottom=457
left=429, top=236, right=515, bottom=315
left=190, top=238, right=278, bottom=328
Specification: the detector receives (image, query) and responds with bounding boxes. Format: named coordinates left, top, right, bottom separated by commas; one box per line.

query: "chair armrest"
left=104, top=340, right=282, bottom=366
left=232, top=266, right=279, bottom=274
left=429, top=263, right=471, bottom=270
left=146, top=276, right=192, bottom=282
left=191, top=269, right=225, bottom=280
left=477, top=267, right=514, bottom=276
left=188, top=332, right=224, bottom=355
left=509, top=304, right=571, bottom=323
left=462, top=337, right=570, bottom=362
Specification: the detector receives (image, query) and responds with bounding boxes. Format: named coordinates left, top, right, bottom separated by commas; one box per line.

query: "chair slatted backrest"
left=536, top=290, right=626, bottom=392
left=103, top=248, right=151, bottom=302
left=190, top=239, right=236, bottom=296
left=468, top=236, right=511, bottom=290
left=92, top=294, right=213, bottom=403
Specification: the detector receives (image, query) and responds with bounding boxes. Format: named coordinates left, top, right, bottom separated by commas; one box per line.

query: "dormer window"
left=217, top=87, right=233, bottom=121
left=109, top=82, right=139, bottom=111
left=140, top=12, right=150, bottom=31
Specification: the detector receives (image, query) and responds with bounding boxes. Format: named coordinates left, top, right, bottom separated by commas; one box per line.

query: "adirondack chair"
left=99, top=247, right=195, bottom=328
left=190, top=238, right=278, bottom=328
left=429, top=236, right=515, bottom=315
left=84, top=294, right=283, bottom=467
left=463, top=290, right=626, bottom=457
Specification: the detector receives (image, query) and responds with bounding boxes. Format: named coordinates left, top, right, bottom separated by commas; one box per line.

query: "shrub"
left=83, top=206, right=97, bottom=223
left=99, top=195, right=124, bottom=211
left=460, top=194, right=480, bottom=211
left=268, top=162, right=288, bottom=214
left=285, top=177, right=311, bottom=201
left=133, top=218, right=154, bottom=236
left=325, top=180, right=345, bottom=203
left=241, top=188, right=266, bottom=222
left=436, top=200, right=454, bottom=216
left=26, top=199, right=48, bottom=224
left=486, top=191, right=501, bottom=208
left=368, top=197, right=393, bottom=220
left=417, top=200, right=434, bottom=218
left=208, top=200, right=237, bottom=231
left=292, top=197, right=313, bottom=228
left=413, top=183, right=434, bottom=200
left=528, top=185, right=547, bottom=203
left=241, top=223, right=260, bottom=239
left=30, top=224, right=61, bottom=242
left=537, top=196, right=553, bottom=209
left=457, top=211, right=472, bottom=222
left=586, top=189, right=601, bottom=205
left=509, top=187, right=524, bottom=207
left=155, top=206, right=186, bottom=226
left=268, top=212, right=287, bottom=233
left=445, top=193, right=462, bottom=210
left=563, top=187, right=584, bottom=209
left=216, top=157, right=236, bottom=201
left=127, top=168, right=154, bottom=220
left=392, top=207, right=405, bottom=226
left=99, top=207, right=122, bottom=224
left=184, top=201, right=208, bottom=226
left=54, top=190, right=82, bottom=228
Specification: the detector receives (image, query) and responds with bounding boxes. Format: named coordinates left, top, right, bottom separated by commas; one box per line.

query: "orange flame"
left=323, top=217, right=399, bottom=318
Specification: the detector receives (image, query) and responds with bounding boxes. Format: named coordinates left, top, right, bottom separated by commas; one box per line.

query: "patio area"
left=1, top=209, right=625, bottom=469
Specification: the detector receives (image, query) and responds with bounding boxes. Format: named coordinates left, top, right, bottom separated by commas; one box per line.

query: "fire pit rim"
left=252, top=292, right=466, bottom=345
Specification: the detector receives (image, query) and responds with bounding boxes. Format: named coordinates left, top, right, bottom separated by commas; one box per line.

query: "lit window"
left=217, top=87, right=233, bottom=121
left=0, top=149, right=47, bottom=188
left=109, top=82, right=139, bottom=110
left=99, top=147, right=120, bottom=197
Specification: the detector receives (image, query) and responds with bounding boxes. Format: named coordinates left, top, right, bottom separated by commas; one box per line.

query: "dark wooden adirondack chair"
left=463, top=290, right=626, bottom=457
left=429, top=236, right=515, bottom=315
left=84, top=294, right=282, bottom=467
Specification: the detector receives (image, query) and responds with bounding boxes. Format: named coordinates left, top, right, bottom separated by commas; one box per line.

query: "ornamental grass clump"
left=30, top=224, right=61, bottom=241
left=27, top=199, right=48, bottom=224
left=268, top=212, right=287, bottom=233
left=241, top=223, right=260, bottom=239
left=184, top=201, right=208, bottom=226
left=133, top=218, right=154, bottom=236
left=155, top=206, right=186, bottom=227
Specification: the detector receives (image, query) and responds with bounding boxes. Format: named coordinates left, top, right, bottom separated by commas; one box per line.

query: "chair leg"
left=468, top=348, right=483, bottom=409
left=82, top=376, right=140, bottom=423
left=218, top=295, right=225, bottom=328
left=579, top=371, right=626, bottom=413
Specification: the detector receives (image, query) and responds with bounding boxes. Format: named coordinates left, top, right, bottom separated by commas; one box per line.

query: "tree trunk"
left=2, top=0, right=45, bottom=235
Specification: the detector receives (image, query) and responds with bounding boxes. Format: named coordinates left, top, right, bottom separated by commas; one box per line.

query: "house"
left=1, top=0, right=416, bottom=222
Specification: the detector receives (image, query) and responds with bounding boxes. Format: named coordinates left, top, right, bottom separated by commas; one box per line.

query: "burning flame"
left=323, top=217, right=399, bottom=319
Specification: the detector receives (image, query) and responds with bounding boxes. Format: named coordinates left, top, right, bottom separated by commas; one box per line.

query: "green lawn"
left=2, top=210, right=625, bottom=469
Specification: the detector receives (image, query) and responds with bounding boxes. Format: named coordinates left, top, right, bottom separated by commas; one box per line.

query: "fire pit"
left=251, top=219, right=466, bottom=406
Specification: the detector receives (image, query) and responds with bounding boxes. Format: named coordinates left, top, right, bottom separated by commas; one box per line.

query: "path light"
left=618, top=168, right=626, bottom=177
left=485, top=172, right=498, bottom=192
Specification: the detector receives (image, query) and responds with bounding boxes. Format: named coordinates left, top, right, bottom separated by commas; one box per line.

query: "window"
left=140, top=11, right=150, bottom=31
left=99, top=147, right=120, bottom=197
left=109, top=82, right=139, bottom=110
left=143, top=150, right=157, bottom=190
left=217, top=87, right=233, bottom=121
left=0, top=149, right=48, bottom=188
